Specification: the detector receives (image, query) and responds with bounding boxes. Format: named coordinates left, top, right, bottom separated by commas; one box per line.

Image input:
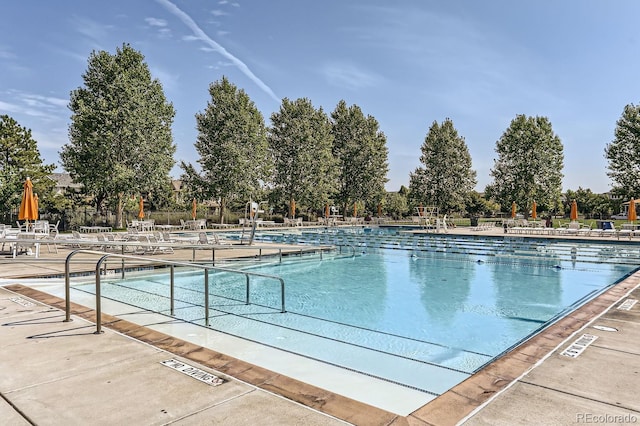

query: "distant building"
left=50, top=172, right=82, bottom=196
left=171, top=179, right=184, bottom=203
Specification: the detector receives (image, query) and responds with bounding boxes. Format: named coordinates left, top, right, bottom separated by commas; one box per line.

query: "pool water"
left=74, top=229, right=638, bottom=396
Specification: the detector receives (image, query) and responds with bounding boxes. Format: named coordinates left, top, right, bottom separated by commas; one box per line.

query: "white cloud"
left=321, top=63, right=382, bottom=90
left=0, top=91, right=68, bottom=121
left=70, top=15, right=114, bottom=44
left=145, top=17, right=168, bottom=27
left=156, top=0, right=280, bottom=103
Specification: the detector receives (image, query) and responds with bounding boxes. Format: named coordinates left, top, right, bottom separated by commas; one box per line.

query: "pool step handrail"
left=63, top=249, right=288, bottom=334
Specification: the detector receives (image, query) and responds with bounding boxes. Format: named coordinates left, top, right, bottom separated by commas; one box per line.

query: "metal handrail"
left=64, top=250, right=287, bottom=334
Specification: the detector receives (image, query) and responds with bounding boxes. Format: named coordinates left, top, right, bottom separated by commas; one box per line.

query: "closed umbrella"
left=628, top=198, right=637, bottom=222
left=33, top=193, right=39, bottom=220
left=419, top=203, right=424, bottom=217
left=19, top=177, right=38, bottom=229
left=353, top=202, right=357, bottom=218
left=290, top=199, right=296, bottom=218
left=570, top=199, right=578, bottom=221
left=138, top=196, right=145, bottom=219
left=377, top=203, right=382, bottom=217
left=325, top=203, right=329, bottom=218
left=511, top=202, right=516, bottom=219
left=191, top=198, right=197, bottom=220
left=531, top=200, right=537, bottom=220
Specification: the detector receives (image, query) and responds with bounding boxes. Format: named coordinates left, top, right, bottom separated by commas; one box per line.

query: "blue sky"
left=2, top=1, right=640, bottom=194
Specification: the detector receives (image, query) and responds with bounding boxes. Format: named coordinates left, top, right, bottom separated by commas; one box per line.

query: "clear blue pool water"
left=74, top=227, right=638, bottom=396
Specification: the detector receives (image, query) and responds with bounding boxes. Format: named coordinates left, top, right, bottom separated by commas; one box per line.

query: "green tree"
left=485, top=114, right=564, bottom=217
left=465, top=191, right=499, bottom=217
left=60, top=43, right=176, bottom=228
left=383, top=190, right=408, bottom=219
left=268, top=98, right=337, bottom=216
left=565, top=187, right=615, bottom=219
left=331, top=100, right=389, bottom=216
left=180, top=77, right=270, bottom=223
left=409, top=119, right=477, bottom=214
left=0, top=115, right=55, bottom=219
left=604, top=103, right=640, bottom=199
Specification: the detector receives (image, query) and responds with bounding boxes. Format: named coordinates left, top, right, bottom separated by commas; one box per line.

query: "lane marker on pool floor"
left=161, top=359, right=226, bottom=386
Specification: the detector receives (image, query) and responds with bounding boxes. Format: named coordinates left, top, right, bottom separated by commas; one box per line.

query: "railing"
left=63, top=250, right=287, bottom=334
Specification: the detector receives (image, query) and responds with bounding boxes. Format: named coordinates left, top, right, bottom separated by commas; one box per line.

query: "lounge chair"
left=12, top=234, right=39, bottom=258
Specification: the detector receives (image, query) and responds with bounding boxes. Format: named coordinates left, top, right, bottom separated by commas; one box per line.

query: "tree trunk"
left=219, top=198, right=226, bottom=224
left=116, top=193, right=124, bottom=229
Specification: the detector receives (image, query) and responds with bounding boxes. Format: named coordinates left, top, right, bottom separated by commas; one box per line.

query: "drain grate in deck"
left=10, top=297, right=35, bottom=307
left=161, top=359, right=226, bottom=386
left=560, top=334, right=598, bottom=358
left=618, top=298, right=638, bottom=311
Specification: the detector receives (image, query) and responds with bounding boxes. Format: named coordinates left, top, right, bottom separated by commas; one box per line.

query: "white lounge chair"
left=12, top=234, right=40, bottom=258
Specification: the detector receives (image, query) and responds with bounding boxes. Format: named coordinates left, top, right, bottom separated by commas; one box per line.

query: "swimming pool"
left=74, top=228, right=639, bottom=397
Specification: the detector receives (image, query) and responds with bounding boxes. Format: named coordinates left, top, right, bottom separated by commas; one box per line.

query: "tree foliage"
left=268, top=98, right=337, bottom=215
left=0, top=115, right=55, bottom=218
left=408, top=118, right=476, bottom=214
left=604, top=103, right=640, bottom=199
left=331, top=100, right=389, bottom=216
left=383, top=190, right=408, bottom=219
left=565, top=187, right=614, bottom=219
left=180, top=77, right=270, bottom=223
left=60, top=43, right=176, bottom=227
left=485, top=114, right=564, bottom=216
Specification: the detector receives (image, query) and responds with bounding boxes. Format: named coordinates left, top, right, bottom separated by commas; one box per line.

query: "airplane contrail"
left=156, top=0, right=281, bottom=103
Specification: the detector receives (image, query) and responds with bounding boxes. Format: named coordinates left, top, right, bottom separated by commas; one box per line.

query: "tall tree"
left=0, top=115, right=55, bottom=218
left=485, top=114, right=564, bottom=216
left=604, top=103, right=640, bottom=199
left=408, top=118, right=476, bottom=214
left=331, top=100, right=389, bottom=216
left=180, top=77, right=270, bottom=223
left=60, top=43, right=176, bottom=228
left=268, top=98, right=336, bottom=215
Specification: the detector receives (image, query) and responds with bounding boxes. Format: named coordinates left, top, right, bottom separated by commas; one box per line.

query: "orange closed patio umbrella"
left=353, top=202, right=357, bottom=218
left=628, top=198, right=637, bottom=222
left=290, top=199, right=296, bottom=218
left=19, top=177, right=38, bottom=228
left=33, top=193, right=39, bottom=220
left=138, top=196, right=145, bottom=219
left=570, top=199, right=578, bottom=221
left=377, top=203, right=382, bottom=217
left=531, top=200, right=537, bottom=220
left=191, top=198, right=197, bottom=220
left=511, top=202, right=516, bottom=219
left=325, top=203, right=329, bottom=218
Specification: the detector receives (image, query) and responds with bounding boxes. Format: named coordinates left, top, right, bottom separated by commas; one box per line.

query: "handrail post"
left=212, top=248, right=215, bottom=266
left=170, top=265, right=175, bottom=316
left=204, top=269, right=209, bottom=326
left=279, top=278, right=286, bottom=313
left=279, top=248, right=282, bottom=263
left=245, top=274, right=250, bottom=305
left=121, top=245, right=125, bottom=279
left=63, top=250, right=76, bottom=322
left=94, top=255, right=108, bottom=334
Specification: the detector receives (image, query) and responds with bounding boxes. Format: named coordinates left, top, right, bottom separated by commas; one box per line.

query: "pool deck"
left=1, top=227, right=640, bottom=425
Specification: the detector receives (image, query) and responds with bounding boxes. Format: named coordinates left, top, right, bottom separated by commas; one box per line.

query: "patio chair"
left=12, top=234, right=39, bottom=258
left=146, top=235, right=173, bottom=254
